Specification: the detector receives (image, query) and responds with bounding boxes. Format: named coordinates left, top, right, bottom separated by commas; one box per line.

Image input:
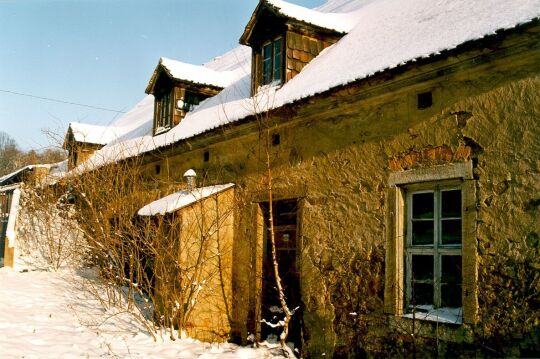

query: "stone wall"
left=133, top=30, right=540, bottom=356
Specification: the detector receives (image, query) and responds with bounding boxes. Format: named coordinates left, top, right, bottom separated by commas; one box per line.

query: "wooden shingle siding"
left=285, top=30, right=336, bottom=82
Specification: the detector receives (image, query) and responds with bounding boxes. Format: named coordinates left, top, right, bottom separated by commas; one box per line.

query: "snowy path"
left=0, top=267, right=284, bottom=358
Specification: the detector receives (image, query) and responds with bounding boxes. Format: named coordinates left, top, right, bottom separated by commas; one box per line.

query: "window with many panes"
left=405, top=186, right=463, bottom=323
left=155, top=90, right=172, bottom=133
left=262, top=37, right=283, bottom=85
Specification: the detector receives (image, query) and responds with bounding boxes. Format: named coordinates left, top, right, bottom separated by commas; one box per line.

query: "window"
left=155, top=90, right=172, bottom=133
left=262, top=37, right=283, bottom=85
left=405, top=186, right=462, bottom=323
left=385, top=162, right=477, bottom=325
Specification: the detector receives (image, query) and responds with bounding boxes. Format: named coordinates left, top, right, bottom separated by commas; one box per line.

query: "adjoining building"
left=0, top=162, right=66, bottom=268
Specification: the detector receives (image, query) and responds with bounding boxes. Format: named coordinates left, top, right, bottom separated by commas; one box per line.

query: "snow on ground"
left=0, top=262, right=285, bottom=358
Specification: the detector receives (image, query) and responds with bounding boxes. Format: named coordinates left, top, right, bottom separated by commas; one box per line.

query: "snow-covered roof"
left=0, top=164, right=53, bottom=186
left=138, top=183, right=235, bottom=216
left=78, top=0, right=540, bottom=173
left=68, top=122, right=120, bottom=146
left=103, top=95, right=155, bottom=146
left=203, top=45, right=251, bottom=72
left=41, top=160, right=67, bottom=182
left=263, top=0, right=355, bottom=33
left=240, top=0, right=355, bottom=46
left=64, top=95, right=155, bottom=153
left=315, top=0, right=377, bottom=13
left=146, top=57, right=236, bottom=94
left=0, top=160, right=69, bottom=187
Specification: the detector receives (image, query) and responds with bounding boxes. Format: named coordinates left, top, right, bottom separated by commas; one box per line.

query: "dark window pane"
left=263, top=42, right=272, bottom=60
left=441, top=256, right=462, bottom=307
left=412, top=220, right=434, bottom=245
left=411, top=282, right=433, bottom=306
left=412, top=255, right=433, bottom=281
left=441, top=284, right=461, bottom=307
left=442, top=190, right=461, bottom=218
left=441, top=219, right=461, bottom=245
left=159, top=92, right=171, bottom=128
left=263, top=43, right=273, bottom=84
left=273, top=38, right=282, bottom=81
left=274, top=38, right=282, bottom=54
left=412, top=192, right=434, bottom=219
left=441, top=255, right=462, bottom=284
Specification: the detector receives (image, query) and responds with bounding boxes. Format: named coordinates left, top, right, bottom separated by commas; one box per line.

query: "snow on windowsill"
left=403, top=306, right=463, bottom=325
left=154, top=126, right=171, bottom=136
left=257, top=80, right=283, bottom=93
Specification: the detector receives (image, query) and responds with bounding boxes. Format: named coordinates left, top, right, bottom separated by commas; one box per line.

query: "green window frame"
left=262, top=37, right=283, bottom=85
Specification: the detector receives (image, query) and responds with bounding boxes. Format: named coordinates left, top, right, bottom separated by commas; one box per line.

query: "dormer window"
left=240, top=0, right=350, bottom=95
left=146, top=57, right=231, bottom=136
left=262, top=37, right=283, bottom=85
left=155, top=90, right=173, bottom=133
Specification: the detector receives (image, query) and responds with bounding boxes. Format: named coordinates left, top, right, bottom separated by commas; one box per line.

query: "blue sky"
left=0, top=0, right=325, bottom=150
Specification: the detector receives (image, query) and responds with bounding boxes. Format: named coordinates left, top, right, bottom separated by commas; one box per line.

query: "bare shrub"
left=65, top=152, right=235, bottom=342
left=17, top=184, right=84, bottom=271
left=67, top=157, right=158, bottom=336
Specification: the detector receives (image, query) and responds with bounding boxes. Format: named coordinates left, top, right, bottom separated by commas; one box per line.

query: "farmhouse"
left=64, top=0, right=540, bottom=356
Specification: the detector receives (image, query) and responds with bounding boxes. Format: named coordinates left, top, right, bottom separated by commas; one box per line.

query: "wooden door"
left=260, top=199, right=302, bottom=349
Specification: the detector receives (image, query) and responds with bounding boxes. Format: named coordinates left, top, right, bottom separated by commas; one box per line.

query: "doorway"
left=260, top=199, right=302, bottom=349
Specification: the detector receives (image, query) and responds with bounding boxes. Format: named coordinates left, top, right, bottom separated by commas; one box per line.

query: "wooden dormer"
left=63, top=123, right=110, bottom=170
left=145, top=58, right=233, bottom=135
left=240, top=0, right=350, bottom=94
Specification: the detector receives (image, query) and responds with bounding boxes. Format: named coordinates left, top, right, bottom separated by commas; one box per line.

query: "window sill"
left=154, top=126, right=171, bottom=136
left=403, top=306, right=463, bottom=325
left=257, top=81, right=282, bottom=93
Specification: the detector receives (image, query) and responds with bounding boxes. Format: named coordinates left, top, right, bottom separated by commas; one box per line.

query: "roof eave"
left=239, top=0, right=347, bottom=46
left=146, top=59, right=226, bottom=94
left=239, top=0, right=267, bottom=46
left=145, top=59, right=172, bottom=95
left=62, top=126, right=74, bottom=150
